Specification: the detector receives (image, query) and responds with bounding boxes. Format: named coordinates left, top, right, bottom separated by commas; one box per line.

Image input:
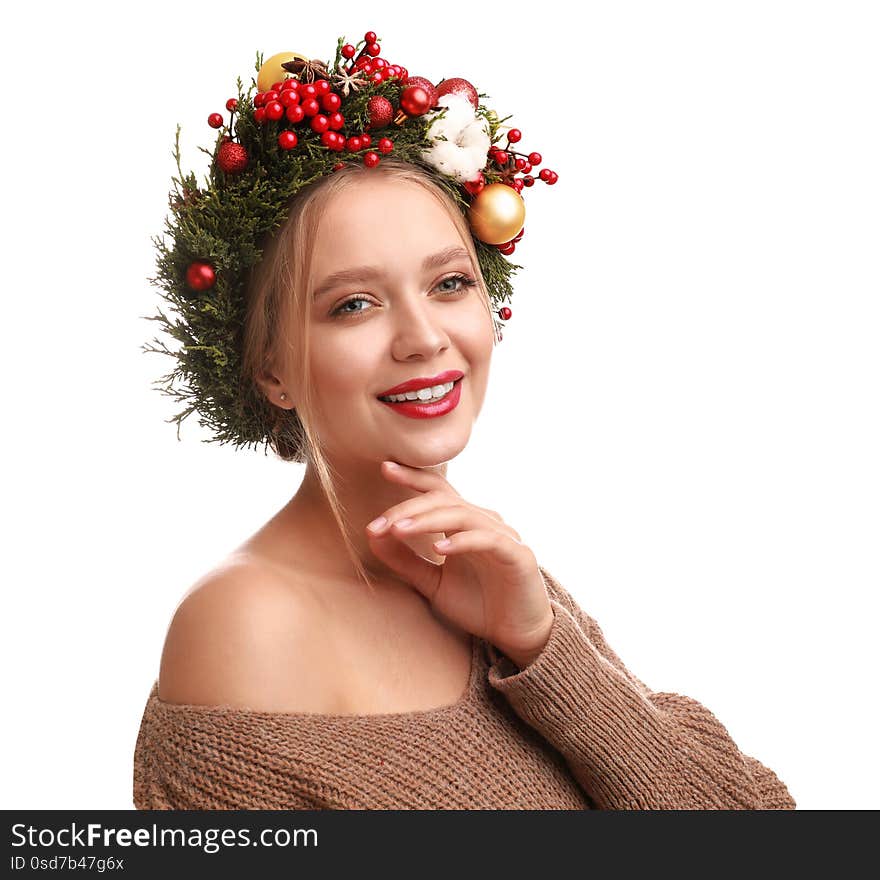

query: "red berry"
left=332, top=162, right=346, bottom=171
left=280, top=89, right=300, bottom=108
left=301, top=97, right=320, bottom=116
left=265, top=101, right=284, bottom=121
left=285, top=104, right=305, bottom=124
left=278, top=130, right=298, bottom=150
left=225, top=98, right=238, bottom=112
left=361, top=62, right=374, bottom=74
left=513, top=227, right=524, bottom=241
left=378, top=137, right=393, bottom=154
left=507, top=129, right=522, bottom=143
left=207, top=113, right=223, bottom=128
left=254, top=107, right=267, bottom=124
left=321, top=92, right=341, bottom=112
left=321, top=131, right=335, bottom=148
left=360, top=133, right=372, bottom=146
left=522, top=162, right=532, bottom=173
left=342, top=43, right=356, bottom=59
left=512, top=179, right=524, bottom=192
left=374, top=58, right=387, bottom=69
left=254, top=93, right=266, bottom=108
left=363, top=151, right=380, bottom=168
left=539, top=168, right=552, bottom=181
left=364, top=30, right=377, bottom=42
left=311, top=114, right=330, bottom=133
left=514, top=157, right=526, bottom=170
left=367, top=42, right=380, bottom=56
left=302, top=83, right=317, bottom=98
left=328, top=112, right=345, bottom=130
left=494, top=151, right=509, bottom=166
left=346, top=136, right=361, bottom=151
left=498, top=243, right=516, bottom=255
left=281, top=79, right=298, bottom=91
left=370, top=71, right=383, bottom=84
left=522, top=175, right=535, bottom=187
left=528, top=152, right=542, bottom=166
left=271, top=81, right=282, bottom=91
left=264, top=90, right=279, bottom=102
left=546, top=172, right=558, bottom=185
left=185, top=261, right=216, bottom=292
left=317, top=80, right=331, bottom=94
left=499, top=307, right=512, bottom=320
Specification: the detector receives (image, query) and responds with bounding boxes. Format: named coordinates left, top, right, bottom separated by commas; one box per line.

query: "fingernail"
left=367, top=516, right=387, bottom=532
left=385, top=461, right=399, bottom=469
left=395, top=518, right=414, bottom=529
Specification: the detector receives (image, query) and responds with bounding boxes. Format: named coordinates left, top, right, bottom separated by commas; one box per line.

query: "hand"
left=366, top=461, right=554, bottom=669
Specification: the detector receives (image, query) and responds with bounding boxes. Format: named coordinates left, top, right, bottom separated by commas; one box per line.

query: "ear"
left=254, top=368, right=294, bottom=410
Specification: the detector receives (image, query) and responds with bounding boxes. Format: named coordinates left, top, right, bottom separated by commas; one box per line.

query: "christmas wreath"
left=143, top=29, right=558, bottom=453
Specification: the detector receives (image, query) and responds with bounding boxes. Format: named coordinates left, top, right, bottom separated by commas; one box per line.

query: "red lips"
left=377, top=369, right=464, bottom=397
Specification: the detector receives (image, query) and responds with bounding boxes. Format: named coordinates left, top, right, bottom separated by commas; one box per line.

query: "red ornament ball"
left=404, top=76, right=438, bottom=108
left=186, top=261, right=216, bottom=292
left=400, top=85, right=431, bottom=117
left=463, top=173, right=486, bottom=196
left=366, top=95, right=393, bottom=129
left=216, top=141, right=249, bottom=174
left=435, top=77, right=479, bottom=110
left=207, top=113, right=223, bottom=129
left=363, top=151, right=381, bottom=168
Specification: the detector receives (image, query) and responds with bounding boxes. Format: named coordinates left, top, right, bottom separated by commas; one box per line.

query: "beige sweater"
left=133, top=565, right=796, bottom=809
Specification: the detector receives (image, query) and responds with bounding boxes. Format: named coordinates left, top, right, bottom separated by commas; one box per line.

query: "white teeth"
left=380, top=380, right=455, bottom=403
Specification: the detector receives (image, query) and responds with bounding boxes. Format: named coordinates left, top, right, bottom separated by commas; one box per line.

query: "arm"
left=484, top=565, right=797, bottom=810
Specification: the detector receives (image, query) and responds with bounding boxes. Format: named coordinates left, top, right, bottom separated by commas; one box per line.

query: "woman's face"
left=297, top=175, right=495, bottom=470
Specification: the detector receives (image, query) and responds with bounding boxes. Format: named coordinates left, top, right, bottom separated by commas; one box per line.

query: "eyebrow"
left=312, top=246, right=473, bottom=301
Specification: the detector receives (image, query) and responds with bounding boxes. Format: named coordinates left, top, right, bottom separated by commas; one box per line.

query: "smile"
left=377, top=378, right=463, bottom=419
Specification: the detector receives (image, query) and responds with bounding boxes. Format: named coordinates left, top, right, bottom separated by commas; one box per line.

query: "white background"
left=1, top=0, right=877, bottom=810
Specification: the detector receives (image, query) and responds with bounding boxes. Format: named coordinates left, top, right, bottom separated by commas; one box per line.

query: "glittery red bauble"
left=366, top=95, right=393, bottom=129
left=216, top=141, right=248, bottom=174
left=186, top=261, right=216, bottom=292
left=435, top=77, right=479, bottom=110
left=403, top=76, right=438, bottom=108
left=400, top=85, right=431, bottom=117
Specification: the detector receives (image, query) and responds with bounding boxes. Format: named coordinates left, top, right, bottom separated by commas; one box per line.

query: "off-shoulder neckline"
left=148, top=632, right=484, bottom=724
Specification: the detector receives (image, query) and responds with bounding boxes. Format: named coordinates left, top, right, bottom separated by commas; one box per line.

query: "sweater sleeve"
left=484, top=566, right=797, bottom=810
left=132, top=684, right=329, bottom=810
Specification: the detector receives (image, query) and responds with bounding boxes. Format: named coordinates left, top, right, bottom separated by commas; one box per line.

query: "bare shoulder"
left=158, top=556, right=340, bottom=713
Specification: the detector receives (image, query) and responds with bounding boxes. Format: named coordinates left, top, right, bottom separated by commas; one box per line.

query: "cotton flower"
left=420, top=93, right=491, bottom=183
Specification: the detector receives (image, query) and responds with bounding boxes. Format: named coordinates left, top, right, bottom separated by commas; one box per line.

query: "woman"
left=134, top=33, right=796, bottom=810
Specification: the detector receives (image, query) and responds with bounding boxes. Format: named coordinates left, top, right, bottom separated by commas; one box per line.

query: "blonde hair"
left=242, top=158, right=496, bottom=591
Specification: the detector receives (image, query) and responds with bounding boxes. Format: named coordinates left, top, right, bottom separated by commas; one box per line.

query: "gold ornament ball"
left=467, top=183, right=526, bottom=245
left=257, top=51, right=308, bottom=92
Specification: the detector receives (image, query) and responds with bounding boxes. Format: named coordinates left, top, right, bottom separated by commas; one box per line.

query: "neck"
left=279, top=456, right=450, bottom=583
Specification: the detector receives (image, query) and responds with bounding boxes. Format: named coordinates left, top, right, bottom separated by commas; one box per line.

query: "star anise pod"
left=332, top=61, right=369, bottom=98
left=281, top=57, right=330, bottom=83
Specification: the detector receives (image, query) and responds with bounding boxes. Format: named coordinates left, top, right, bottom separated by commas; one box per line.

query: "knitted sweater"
left=133, top=565, right=796, bottom=810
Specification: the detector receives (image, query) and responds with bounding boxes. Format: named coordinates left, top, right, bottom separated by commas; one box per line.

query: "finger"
left=367, top=530, right=443, bottom=601
left=392, top=506, right=522, bottom=544
left=367, top=489, right=451, bottom=535
left=432, top=528, right=526, bottom=568
left=380, top=460, right=462, bottom=497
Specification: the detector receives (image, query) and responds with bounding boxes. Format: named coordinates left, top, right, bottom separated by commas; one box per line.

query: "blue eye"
left=330, top=274, right=477, bottom=318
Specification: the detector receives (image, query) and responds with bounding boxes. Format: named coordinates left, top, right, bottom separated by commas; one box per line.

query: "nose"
left=389, top=291, right=450, bottom=361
